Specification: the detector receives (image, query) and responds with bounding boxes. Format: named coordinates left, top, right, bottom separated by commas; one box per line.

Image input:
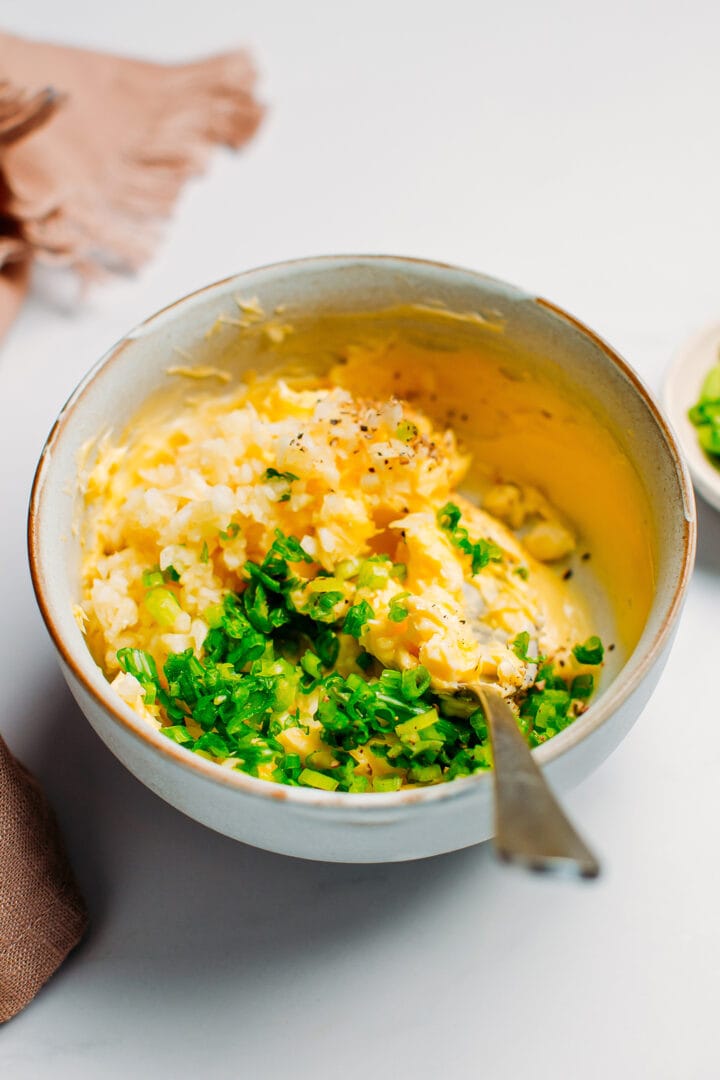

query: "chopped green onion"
left=510, top=631, right=543, bottom=664
left=373, top=776, right=403, bottom=792
left=335, top=557, right=362, bottom=581
left=396, top=419, right=418, bottom=442
left=357, top=555, right=392, bottom=589
left=142, top=567, right=164, bottom=588
left=400, top=666, right=431, bottom=700
left=117, top=647, right=158, bottom=683
left=145, top=587, right=182, bottom=627
left=194, top=732, right=230, bottom=759
left=409, top=763, right=442, bottom=783
left=315, top=629, right=340, bottom=668
left=162, top=725, right=193, bottom=744
left=572, top=636, right=604, bottom=665
left=688, top=363, right=720, bottom=462
left=301, top=651, right=322, bottom=678
left=395, top=709, right=439, bottom=742
left=263, top=467, right=299, bottom=502
left=388, top=592, right=411, bottom=622
left=263, top=467, right=299, bottom=483
left=119, top=524, right=601, bottom=794
left=299, top=768, right=339, bottom=791
left=305, top=590, right=344, bottom=623
left=437, top=502, right=503, bottom=574
left=343, top=600, right=374, bottom=638
left=571, top=673, right=595, bottom=699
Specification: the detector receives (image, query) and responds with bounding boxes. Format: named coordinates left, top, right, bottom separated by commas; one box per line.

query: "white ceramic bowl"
left=29, top=256, right=696, bottom=863
left=664, top=320, right=720, bottom=513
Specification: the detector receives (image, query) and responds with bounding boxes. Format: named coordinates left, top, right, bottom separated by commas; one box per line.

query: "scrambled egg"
left=79, top=371, right=593, bottom=757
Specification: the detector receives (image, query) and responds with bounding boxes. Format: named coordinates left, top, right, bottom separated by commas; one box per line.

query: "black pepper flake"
left=360, top=425, right=368, bottom=432
left=581, top=552, right=591, bottom=561
left=368, top=467, right=375, bottom=473
left=329, top=418, right=340, bottom=425
left=460, top=412, right=469, bottom=422
left=562, top=568, right=573, bottom=581
left=609, top=643, right=615, bottom=652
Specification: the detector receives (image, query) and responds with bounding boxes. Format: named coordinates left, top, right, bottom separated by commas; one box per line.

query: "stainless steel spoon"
left=468, top=682, right=600, bottom=879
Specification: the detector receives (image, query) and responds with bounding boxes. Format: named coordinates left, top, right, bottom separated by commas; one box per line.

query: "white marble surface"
left=2, top=1, right=720, bottom=1076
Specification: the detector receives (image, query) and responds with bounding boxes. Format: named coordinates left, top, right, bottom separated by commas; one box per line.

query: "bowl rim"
left=27, top=253, right=697, bottom=813
left=663, top=318, right=720, bottom=514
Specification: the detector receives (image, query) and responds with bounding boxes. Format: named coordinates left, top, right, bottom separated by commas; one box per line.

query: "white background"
left=2, top=2, right=719, bottom=1077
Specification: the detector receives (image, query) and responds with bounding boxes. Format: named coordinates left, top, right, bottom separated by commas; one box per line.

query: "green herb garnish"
left=510, top=631, right=543, bottom=664
left=263, top=467, right=300, bottom=502
left=396, top=420, right=418, bottom=442
left=142, top=564, right=181, bottom=587
left=572, top=636, right=605, bottom=665
left=145, top=587, right=182, bottom=628
left=689, top=363, right=720, bottom=460
left=343, top=600, right=374, bottom=638
left=388, top=593, right=411, bottom=622
left=437, top=502, right=503, bottom=574
left=116, top=528, right=598, bottom=793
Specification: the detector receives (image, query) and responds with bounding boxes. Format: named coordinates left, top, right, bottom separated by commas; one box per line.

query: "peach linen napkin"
left=0, top=31, right=263, bottom=1022
left=0, top=30, right=264, bottom=338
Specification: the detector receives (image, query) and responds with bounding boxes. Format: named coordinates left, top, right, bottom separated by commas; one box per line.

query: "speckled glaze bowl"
left=28, top=257, right=695, bottom=862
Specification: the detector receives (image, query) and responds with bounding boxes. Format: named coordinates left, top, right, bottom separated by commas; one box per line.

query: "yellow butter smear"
left=78, top=354, right=603, bottom=788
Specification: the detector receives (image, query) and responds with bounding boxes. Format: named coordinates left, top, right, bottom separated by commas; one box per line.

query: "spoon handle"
left=473, top=684, right=600, bottom=878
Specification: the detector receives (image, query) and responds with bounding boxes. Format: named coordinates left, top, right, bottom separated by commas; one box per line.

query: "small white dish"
left=665, top=322, right=720, bottom=513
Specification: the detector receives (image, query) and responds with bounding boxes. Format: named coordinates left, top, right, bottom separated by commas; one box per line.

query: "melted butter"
left=326, top=336, right=654, bottom=656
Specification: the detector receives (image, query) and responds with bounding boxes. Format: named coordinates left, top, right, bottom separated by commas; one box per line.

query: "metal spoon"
left=468, top=682, right=600, bottom=879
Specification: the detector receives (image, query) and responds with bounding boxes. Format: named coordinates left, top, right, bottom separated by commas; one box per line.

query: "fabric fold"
left=0, top=31, right=264, bottom=333
left=0, top=735, right=88, bottom=1023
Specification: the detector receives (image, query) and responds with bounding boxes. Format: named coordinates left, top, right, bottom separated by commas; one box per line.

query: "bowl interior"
left=30, top=256, right=694, bottom=790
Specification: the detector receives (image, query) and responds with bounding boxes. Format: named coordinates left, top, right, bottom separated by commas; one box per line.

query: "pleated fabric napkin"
left=0, top=31, right=263, bottom=1022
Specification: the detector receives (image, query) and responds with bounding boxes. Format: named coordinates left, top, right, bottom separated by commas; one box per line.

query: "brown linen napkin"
left=0, top=735, right=88, bottom=1023
left=0, top=31, right=264, bottom=339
